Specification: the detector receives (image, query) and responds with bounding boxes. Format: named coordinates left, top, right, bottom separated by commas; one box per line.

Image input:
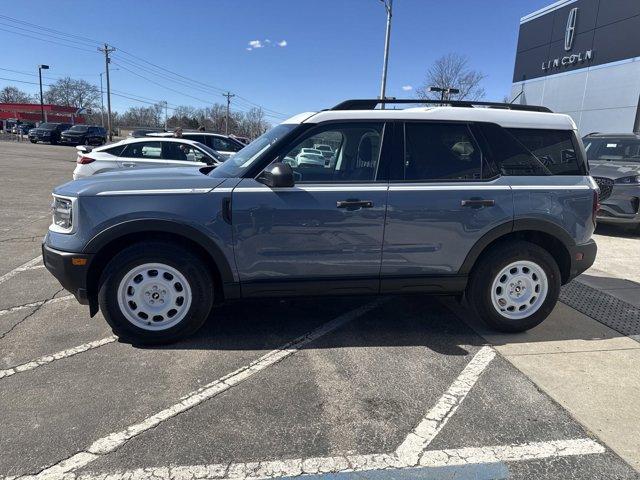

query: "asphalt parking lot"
left=1, top=141, right=639, bottom=479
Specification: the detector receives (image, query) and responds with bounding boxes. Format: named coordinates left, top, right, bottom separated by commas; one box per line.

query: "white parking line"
left=24, top=300, right=384, bottom=479
left=395, top=346, right=496, bottom=465
left=0, top=295, right=73, bottom=317
left=0, top=256, right=42, bottom=286
left=55, top=438, right=603, bottom=479
left=0, top=336, right=116, bottom=380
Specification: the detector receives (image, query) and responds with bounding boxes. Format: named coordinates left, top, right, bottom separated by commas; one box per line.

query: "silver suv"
left=43, top=99, right=598, bottom=344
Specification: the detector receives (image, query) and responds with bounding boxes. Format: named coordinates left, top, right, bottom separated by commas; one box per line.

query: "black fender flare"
left=83, top=218, right=234, bottom=284
left=458, top=218, right=575, bottom=275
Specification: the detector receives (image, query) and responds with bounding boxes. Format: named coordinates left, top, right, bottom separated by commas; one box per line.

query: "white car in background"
left=295, top=148, right=326, bottom=167
left=72, top=137, right=224, bottom=179
left=147, top=132, right=245, bottom=158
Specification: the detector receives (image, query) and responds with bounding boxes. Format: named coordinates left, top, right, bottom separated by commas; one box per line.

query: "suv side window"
left=402, top=122, right=483, bottom=181
left=184, top=134, right=207, bottom=145
left=122, top=141, right=162, bottom=159
left=477, top=123, right=550, bottom=176
left=278, top=123, right=385, bottom=183
left=506, top=128, right=584, bottom=175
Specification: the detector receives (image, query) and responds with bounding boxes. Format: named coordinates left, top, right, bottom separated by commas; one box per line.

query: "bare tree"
left=119, top=104, right=164, bottom=128
left=0, top=86, right=35, bottom=103
left=416, top=53, right=486, bottom=101
left=44, top=77, right=100, bottom=109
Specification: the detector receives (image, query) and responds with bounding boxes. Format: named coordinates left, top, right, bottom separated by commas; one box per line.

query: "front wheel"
left=466, top=241, right=560, bottom=332
left=98, top=242, right=214, bottom=344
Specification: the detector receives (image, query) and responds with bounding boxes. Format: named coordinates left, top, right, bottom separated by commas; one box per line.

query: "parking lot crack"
left=0, top=287, right=63, bottom=341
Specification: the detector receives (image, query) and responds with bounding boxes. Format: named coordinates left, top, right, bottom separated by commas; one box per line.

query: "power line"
left=0, top=13, right=292, bottom=120
left=0, top=14, right=103, bottom=46
left=0, top=26, right=96, bottom=53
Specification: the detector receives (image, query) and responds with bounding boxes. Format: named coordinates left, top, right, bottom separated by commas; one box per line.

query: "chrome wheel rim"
left=490, top=260, right=548, bottom=320
left=117, top=263, right=192, bottom=331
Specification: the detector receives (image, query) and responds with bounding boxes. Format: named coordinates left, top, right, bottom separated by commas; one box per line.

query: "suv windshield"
left=209, top=124, right=298, bottom=178
left=68, top=125, right=88, bottom=132
left=39, top=123, right=57, bottom=130
left=583, top=137, right=640, bottom=163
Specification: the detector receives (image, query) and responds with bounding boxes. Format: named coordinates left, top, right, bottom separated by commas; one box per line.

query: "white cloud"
left=402, top=85, right=413, bottom=91
left=246, top=39, right=287, bottom=51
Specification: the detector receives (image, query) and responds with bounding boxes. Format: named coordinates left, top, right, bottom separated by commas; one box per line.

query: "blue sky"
left=0, top=0, right=550, bottom=122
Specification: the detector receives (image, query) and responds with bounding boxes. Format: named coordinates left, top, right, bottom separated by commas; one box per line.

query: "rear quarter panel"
left=511, top=176, right=596, bottom=245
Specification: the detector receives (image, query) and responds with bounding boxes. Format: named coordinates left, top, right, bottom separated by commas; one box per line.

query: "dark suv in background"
left=28, top=122, right=72, bottom=145
left=583, top=132, right=640, bottom=230
left=61, top=125, right=107, bottom=146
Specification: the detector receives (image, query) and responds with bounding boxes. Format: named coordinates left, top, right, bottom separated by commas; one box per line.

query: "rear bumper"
left=567, top=239, right=597, bottom=282
left=42, top=242, right=93, bottom=305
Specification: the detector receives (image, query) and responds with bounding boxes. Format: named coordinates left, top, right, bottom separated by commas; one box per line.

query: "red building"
left=0, top=103, right=86, bottom=129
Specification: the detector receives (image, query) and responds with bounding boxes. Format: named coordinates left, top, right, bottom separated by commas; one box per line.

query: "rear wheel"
left=467, top=241, right=560, bottom=332
left=98, top=242, right=214, bottom=344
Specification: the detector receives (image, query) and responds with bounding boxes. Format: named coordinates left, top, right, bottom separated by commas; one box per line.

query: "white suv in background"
left=147, top=132, right=245, bottom=158
left=72, top=137, right=224, bottom=179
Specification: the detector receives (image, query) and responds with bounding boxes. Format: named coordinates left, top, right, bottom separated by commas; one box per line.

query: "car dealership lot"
left=0, top=142, right=639, bottom=479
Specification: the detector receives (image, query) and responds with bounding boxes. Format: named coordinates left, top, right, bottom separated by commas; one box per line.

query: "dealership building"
left=510, top=0, right=640, bottom=135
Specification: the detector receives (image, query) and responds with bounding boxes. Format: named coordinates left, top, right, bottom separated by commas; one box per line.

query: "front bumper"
left=61, top=136, right=82, bottom=145
left=596, top=184, right=640, bottom=225
left=42, top=242, right=93, bottom=305
left=567, top=239, right=597, bottom=282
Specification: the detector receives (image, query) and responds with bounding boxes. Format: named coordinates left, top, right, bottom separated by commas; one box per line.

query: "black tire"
left=466, top=240, right=561, bottom=333
left=30, top=139, right=37, bottom=144
left=98, top=242, right=214, bottom=345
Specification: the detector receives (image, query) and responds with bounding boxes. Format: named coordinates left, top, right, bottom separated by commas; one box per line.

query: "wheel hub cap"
left=490, top=260, right=548, bottom=320
left=117, top=263, right=192, bottom=331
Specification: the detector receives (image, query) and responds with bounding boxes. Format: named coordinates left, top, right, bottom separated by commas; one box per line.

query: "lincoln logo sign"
left=564, top=7, right=577, bottom=51
left=541, top=7, right=594, bottom=72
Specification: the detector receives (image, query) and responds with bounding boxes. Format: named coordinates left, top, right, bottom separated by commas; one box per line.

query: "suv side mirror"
left=257, top=162, right=294, bottom=188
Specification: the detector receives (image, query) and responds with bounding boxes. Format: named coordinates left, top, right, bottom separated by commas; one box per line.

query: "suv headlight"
left=615, top=175, right=640, bottom=184
left=50, top=195, right=76, bottom=233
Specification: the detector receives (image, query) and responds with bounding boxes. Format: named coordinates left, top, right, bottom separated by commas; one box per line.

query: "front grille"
left=593, top=176, right=614, bottom=201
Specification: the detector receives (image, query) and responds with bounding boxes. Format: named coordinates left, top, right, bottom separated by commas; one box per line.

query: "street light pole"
left=38, top=64, right=49, bottom=123
left=379, top=0, right=393, bottom=109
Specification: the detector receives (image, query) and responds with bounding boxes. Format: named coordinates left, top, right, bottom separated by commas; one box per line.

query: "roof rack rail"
left=331, top=99, right=552, bottom=113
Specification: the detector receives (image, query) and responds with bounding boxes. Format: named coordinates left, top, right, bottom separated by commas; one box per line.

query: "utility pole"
left=222, top=91, right=235, bottom=135
left=379, top=0, right=393, bottom=109
left=99, top=72, right=105, bottom=127
left=98, top=43, right=116, bottom=140
left=163, top=101, right=168, bottom=130
left=38, top=64, right=49, bottom=123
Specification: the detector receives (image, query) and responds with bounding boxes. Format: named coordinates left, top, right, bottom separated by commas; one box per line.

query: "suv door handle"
left=461, top=199, right=495, bottom=208
left=121, top=162, right=136, bottom=168
left=337, top=199, right=374, bottom=209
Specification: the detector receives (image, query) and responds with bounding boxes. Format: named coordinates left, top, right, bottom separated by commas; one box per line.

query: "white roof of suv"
left=283, top=103, right=576, bottom=131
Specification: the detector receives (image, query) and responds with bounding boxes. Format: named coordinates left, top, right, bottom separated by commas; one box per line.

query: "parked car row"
left=27, top=123, right=108, bottom=146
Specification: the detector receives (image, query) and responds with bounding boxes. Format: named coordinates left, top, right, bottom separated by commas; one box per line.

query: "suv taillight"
left=77, top=156, right=95, bottom=165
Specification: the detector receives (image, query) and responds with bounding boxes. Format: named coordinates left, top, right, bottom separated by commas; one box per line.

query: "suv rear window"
left=506, top=128, right=584, bottom=175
